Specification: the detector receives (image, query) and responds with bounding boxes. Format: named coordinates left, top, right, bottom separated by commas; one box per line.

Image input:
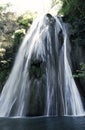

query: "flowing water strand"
left=0, top=14, right=84, bottom=117
left=57, top=19, right=84, bottom=115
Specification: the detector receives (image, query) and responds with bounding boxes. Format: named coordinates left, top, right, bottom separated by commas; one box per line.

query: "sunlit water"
left=0, top=14, right=84, bottom=117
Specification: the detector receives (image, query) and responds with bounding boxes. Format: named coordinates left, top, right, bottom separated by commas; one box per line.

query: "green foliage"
left=13, top=29, right=25, bottom=44
left=59, top=0, right=85, bottom=22
left=0, top=4, right=36, bottom=90
left=17, top=12, right=37, bottom=31
left=0, top=70, right=9, bottom=92
left=0, top=46, right=13, bottom=92
left=12, top=28, right=26, bottom=54
left=74, top=63, right=85, bottom=79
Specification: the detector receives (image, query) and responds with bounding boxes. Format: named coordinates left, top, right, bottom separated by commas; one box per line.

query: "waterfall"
left=0, top=14, right=84, bottom=117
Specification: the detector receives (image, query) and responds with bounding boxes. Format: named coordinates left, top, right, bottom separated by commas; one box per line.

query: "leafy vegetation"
left=74, top=64, right=85, bottom=79
left=0, top=4, right=37, bottom=90
left=59, top=0, right=85, bottom=23
left=17, top=12, right=36, bottom=31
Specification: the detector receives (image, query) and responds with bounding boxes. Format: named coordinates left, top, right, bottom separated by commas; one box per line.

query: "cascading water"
left=0, top=13, right=84, bottom=117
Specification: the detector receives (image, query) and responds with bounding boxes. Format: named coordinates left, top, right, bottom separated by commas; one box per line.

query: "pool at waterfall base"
left=0, top=116, right=85, bottom=130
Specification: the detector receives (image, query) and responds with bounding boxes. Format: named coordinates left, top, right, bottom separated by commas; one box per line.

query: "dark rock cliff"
left=70, top=18, right=85, bottom=98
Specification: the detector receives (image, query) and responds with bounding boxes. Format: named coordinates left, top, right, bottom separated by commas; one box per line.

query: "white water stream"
left=0, top=14, right=84, bottom=117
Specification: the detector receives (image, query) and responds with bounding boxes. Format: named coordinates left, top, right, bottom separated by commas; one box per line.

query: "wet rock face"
left=27, top=58, right=46, bottom=116
left=46, top=13, right=56, bottom=25
left=26, top=14, right=58, bottom=116
left=70, top=18, right=85, bottom=94
left=29, top=60, right=45, bottom=79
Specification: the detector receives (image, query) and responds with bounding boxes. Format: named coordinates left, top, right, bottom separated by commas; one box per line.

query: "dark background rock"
left=70, top=18, right=85, bottom=100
